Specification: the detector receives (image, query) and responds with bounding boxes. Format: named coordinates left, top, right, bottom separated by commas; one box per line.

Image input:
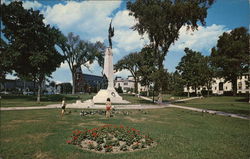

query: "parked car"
left=0, top=91, right=10, bottom=95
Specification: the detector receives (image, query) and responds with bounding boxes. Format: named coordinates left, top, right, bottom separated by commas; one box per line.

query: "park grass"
left=177, top=96, right=250, bottom=116
left=0, top=93, right=154, bottom=107
left=0, top=108, right=249, bottom=159
left=121, top=94, right=155, bottom=105
left=0, top=94, right=94, bottom=107
left=161, top=94, right=186, bottom=102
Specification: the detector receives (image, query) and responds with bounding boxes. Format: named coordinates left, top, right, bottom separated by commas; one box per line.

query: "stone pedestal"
left=93, top=88, right=129, bottom=103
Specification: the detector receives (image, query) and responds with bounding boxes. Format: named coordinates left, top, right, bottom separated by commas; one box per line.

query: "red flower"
left=73, top=136, right=78, bottom=140
left=66, top=140, right=71, bottom=144
left=92, top=132, right=97, bottom=137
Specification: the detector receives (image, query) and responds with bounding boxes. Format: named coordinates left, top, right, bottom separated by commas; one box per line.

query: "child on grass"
left=105, top=98, right=112, bottom=118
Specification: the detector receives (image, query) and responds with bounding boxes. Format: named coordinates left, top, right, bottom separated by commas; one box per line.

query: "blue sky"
left=3, top=0, right=249, bottom=84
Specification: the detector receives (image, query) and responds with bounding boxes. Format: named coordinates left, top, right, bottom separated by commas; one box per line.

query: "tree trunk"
left=187, top=86, right=190, bottom=98
left=134, top=78, right=138, bottom=94
left=158, top=87, right=163, bottom=104
left=207, top=83, right=210, bottom=97
left=232, top=78, right=237, bottom=96
left=194, top=85, right=197, bottom=96
left=146, top=85, right=149, bottom=97
left=37, top=83, right=41, bottom=103
left=72, top=73, right=75, bottom=94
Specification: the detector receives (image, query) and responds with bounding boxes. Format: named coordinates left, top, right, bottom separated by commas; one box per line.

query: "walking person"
left=105, top=98, right=112, bottom=118
left=61, top=97, right=66, bottom=117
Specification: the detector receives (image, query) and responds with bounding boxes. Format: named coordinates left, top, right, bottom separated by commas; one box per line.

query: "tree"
left=57, top=32, right=105, bottom=94
left=60, top=83, right=73, bottom=94
left=1, top=2, right=64, bottom=102
left=137, top=45, right=158, bottom=96
left=211, top=27, right=249, bottom=96
left=176, top=48, right=208, bottom=97
left=127, top=0, right=215, bottom=103
left=200, top=56, right=215, bottom=96
left=114, top=52, right=140, bottom=93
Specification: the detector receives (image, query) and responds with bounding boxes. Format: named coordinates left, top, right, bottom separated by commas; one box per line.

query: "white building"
left=184, top=75, right=249, bottom=95
left=114, top=76, right=148, bottom=93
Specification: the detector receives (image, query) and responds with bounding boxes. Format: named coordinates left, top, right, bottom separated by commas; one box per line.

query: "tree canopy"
left=176, top=48, right=212, bottom=97
left=57, top=32, right=105, bottom=94
left=114, top=52, right=140, bottom=93
left=211, top=27, right=249, bottom=96
left=127, top=0, right=215, bottom=102
left=1, top=1, right=64, bottom=101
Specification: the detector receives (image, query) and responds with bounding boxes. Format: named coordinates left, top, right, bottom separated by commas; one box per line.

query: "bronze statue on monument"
left=108, top=20, right=114, bottom=49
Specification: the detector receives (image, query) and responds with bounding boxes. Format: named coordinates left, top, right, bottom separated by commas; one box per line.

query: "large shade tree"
left=127, top=0, right=215, bottom=103
left=176, top=48, right=209, bottom=97
left=1, top=1, right=64, bottom=102
left=211, top=27, right=249, bottom=96
left=57, top=32, right=105, bottom=94
left=137, top=45, right=158, bottom=96
left=114, top=52, right=140, bottom=93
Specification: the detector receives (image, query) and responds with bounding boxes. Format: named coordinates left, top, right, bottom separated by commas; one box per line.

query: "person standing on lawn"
left=61, top=98, right=66, bottom=117
left=106, top=98, right=112, bottom=118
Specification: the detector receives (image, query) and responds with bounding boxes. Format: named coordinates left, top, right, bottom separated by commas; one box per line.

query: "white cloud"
left=43, top=1, right=122, bottom=42
left=112, top=10, right=149, bottom=53
left=59, top=62, right=70, bottom=70
left=1, top=0, right=10, bottom=5
left=112, top=48, right=120, bottom=55
left=22, top=1, right=42, bottom=10
left=82, top=60, right=102, bottom=76
left=169, top=24, right=229, bottom=53
left=114, top=69, right=131, bottom=78
left=113, top=10, right=136, bottom=28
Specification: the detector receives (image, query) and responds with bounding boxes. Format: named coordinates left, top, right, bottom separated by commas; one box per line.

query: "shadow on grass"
left=235, top=97, right=249, bottom=103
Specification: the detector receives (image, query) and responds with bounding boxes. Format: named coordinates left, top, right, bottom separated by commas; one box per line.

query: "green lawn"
left=0, top=93, right=154, bottom=107
left=121, top=94, right=155, bottom=105
left=0, top=108, right=249, bottom=159
left=177, top=96, right=250, bottom=116
left=0, top=94, right=94, bottom=107
left=161, top=94, right=186, bottom=102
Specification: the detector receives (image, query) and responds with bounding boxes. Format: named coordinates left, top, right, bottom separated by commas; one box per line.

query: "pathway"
left=0, top=96, right=249, bottom=120
left=139, top=95, right=249, bottom=120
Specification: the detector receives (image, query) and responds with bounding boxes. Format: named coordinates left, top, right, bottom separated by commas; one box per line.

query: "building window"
left=118, top=83, right=120, bottom=87
left=246, top=81, right=249, bottom=89
left=124, top=82, right=128, bottom=85
left=225, top=87, right=227, bottom=90
left=214, top=87, right=217, bottom=90
left=219, top=82, right=223, bottom=91
left=238, top=82, right=242, bottom=90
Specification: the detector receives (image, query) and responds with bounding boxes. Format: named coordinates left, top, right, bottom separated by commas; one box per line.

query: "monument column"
left=104, top=47, right=114, bottom=90
left=92, top=20, right=129, bottom=103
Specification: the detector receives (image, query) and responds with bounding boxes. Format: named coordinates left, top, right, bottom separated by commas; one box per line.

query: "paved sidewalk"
left=0, top=104, right=166, bottom=111
left=167, top=104, right=250, bottom=120
left=1, top=96, right=249, bottom=120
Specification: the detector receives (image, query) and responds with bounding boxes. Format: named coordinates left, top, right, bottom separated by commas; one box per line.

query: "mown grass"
left=0, top=108, right=249, bottom=159
left=177, top=96, right=250, bottom=116
left=0, top=94, right=94, bottom=107
left=0, top=93, right=154, bottom=107
left=121, top=94, right=155, bottom=105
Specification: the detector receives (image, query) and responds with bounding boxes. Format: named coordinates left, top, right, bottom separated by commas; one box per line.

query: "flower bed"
left=67, top=124, right=156, bottom=153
